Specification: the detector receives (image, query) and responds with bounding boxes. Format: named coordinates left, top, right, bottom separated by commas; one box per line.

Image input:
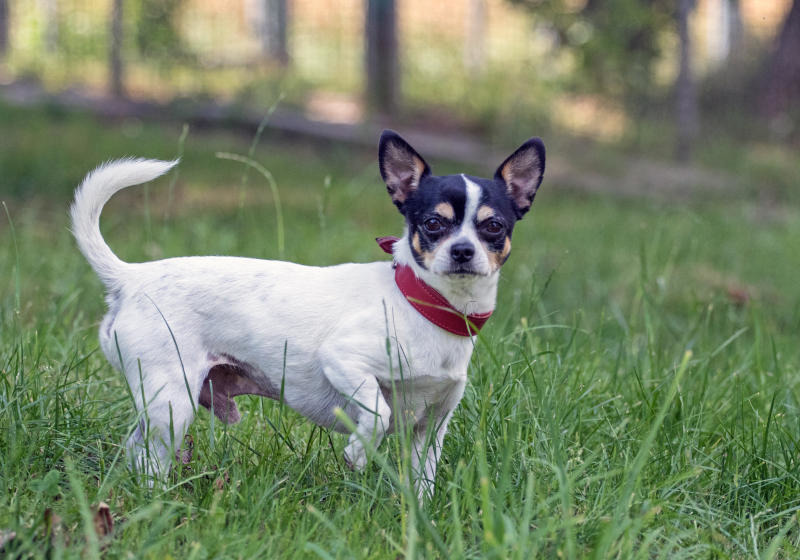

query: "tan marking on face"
left=412, top=231, right=436, bottom=268
left=477, top=205, right=494, bottom=222
left=434, top=202, right=455, bottom=220
left=483, top=236, right=512, bottom=272
left=412, top=231, right=422, bottom=254
left=501, top=236, right=511, bottom=259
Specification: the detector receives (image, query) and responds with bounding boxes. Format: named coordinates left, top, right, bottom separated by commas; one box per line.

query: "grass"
left=2, top=101, right=800, bottom=558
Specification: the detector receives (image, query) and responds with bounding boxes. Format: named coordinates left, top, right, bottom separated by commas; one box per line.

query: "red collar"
left=377, top=236, right=492, bottom=337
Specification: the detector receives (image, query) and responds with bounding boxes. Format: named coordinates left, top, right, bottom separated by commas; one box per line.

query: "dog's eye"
left=483, top=220, right=504, bottom=235
left=423, top=217, right=443, bottom=233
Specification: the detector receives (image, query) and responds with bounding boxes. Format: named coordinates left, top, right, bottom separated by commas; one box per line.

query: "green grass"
left=2, top=102, right=800, bottom=558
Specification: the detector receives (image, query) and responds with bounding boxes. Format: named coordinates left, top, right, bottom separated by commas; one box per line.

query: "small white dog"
left=71, top=130, right=545, bottom=498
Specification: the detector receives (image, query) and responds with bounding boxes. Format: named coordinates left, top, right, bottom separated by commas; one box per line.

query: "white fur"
left=70, top=158, right=178, bottom=286
left=71, top=159, right=499, bottom=500
left=462, top=174, right=482, bottom=222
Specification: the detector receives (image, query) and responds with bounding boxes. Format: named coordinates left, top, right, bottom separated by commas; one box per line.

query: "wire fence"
left=0, top=0, right=790, bottom=140
left=3, top=1, right=539, bottom=106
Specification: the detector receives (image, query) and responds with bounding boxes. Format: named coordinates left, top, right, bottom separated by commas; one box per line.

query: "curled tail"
left=70, top=158, right=178, bottom=286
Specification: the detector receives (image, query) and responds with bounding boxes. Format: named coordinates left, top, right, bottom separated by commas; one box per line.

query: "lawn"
left=1, top=102, right=800, bottom=558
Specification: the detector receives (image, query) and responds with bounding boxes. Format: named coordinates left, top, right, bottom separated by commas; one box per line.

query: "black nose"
left=450, top=242, right=475, bottom=263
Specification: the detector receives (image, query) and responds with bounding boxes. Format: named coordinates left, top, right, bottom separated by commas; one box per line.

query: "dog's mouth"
left=447, top=265, right=479, bottom=276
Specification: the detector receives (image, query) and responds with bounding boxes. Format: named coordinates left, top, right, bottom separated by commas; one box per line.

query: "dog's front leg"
left=412, top=379, right=466, bottom=501
left=320, top=352, right=391, bottom=470
left=412, top=411, right=452, bottom=501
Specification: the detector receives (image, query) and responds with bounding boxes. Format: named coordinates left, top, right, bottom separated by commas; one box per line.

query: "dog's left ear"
left=495, top=137, right=546, bottom=218
left=379, top=130, right=431, bottom=209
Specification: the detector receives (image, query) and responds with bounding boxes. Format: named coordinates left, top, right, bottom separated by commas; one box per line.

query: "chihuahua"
left=70, top=130, right=545, bottom=499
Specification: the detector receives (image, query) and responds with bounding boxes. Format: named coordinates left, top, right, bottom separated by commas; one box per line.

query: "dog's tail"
left=70, top=158, right=178, bottom=286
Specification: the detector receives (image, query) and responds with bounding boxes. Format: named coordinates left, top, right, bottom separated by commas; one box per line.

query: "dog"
left=70, top=130, right=545, bottom=499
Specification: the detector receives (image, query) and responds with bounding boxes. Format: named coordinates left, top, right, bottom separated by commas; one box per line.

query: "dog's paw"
left=343, top=437, right=367, bottom=471
left=415, top=477, right=435, bottom=503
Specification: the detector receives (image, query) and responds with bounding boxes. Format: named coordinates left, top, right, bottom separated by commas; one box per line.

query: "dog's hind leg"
left=123, top=358, right=204, bottom=483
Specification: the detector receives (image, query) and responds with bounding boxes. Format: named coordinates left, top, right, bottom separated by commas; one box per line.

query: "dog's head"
left=379, top=130, right=545, bottom=277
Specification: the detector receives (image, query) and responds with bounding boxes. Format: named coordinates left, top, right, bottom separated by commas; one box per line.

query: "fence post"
left=261, top=0, right=289, bottom=66
left=0, top=0, right=9, bottom=58
left=109, top=0, right=125, bottom=97
left=675, top=0, right=698, bottom=162
left=365, top=0, right=398, bottom=114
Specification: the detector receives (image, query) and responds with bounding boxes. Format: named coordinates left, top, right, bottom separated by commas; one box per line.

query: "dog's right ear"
left=379, top=130, right=431, bottom=209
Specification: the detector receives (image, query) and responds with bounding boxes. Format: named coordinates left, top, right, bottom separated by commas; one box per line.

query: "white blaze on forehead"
left=461, top=175, right=482, bottom=224
left=428, top=175, right=492, bottom=276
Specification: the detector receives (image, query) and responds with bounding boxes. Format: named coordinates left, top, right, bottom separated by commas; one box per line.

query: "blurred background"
left=0, top=0, right=797, bottom=166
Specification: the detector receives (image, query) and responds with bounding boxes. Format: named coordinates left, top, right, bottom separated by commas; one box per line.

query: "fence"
left=0, top=0, right=790, bottom=139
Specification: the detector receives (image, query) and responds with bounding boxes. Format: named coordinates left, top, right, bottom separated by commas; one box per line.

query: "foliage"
left=510, top=0, right=674, bottom=100
left=134, top=0, right=187, bottom=61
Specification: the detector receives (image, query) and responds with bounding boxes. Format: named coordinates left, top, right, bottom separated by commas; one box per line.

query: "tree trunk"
left=675, top=0, right=698, bottom=163
left=260, top=0, right=289, bottom=66
left=760, top=0, right=800, bottom=118
left=109, top=0, right=125, bottom=97
left=0, top=0, right=9, bottom=57
left=365, top=0, right=398, bottom=114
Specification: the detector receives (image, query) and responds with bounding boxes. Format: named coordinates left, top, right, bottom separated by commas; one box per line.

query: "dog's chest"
left=377, top=338, right=471, bottom=418
left=378, top=372, right=463, bottom=429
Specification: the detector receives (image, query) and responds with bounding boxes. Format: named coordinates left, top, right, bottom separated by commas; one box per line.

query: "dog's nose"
left=450, top=242, right=475, bottom=263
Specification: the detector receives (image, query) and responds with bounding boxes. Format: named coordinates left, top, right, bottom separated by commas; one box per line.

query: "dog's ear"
left=494, top=137, right=545, bottom=218
left=379, top=130, right=431, bottom=209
